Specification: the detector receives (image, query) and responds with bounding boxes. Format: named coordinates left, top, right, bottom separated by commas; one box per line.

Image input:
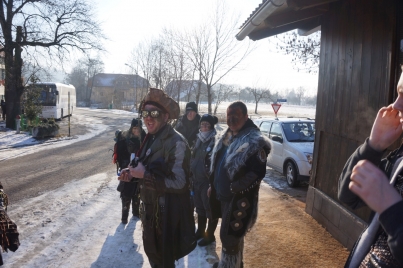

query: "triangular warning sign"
left=271, top=103, right=281, bottom=113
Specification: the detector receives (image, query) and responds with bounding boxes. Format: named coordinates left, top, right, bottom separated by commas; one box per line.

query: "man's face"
left=187, top=110, right=197, bottom=121
left=143, top=104, right=168, bottom=134
left=227, top=107, right=248, bottom=134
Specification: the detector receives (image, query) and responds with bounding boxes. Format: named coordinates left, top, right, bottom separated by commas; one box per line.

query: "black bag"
left=117, top=181, right=125, bottom=192
left=0, top=209, right=19, bottom=252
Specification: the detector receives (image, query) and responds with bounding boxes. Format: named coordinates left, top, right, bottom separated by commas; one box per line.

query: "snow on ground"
left=0, top=105, right=315, bottom=267
left=4, top=173, right=215, bottom=268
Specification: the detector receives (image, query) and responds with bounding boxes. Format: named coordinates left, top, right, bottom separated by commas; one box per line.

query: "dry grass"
left=212, top=186, right=349, bottom=268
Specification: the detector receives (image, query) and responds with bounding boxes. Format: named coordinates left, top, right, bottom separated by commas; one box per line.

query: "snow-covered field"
left=0, top=105, right=316, bottom=267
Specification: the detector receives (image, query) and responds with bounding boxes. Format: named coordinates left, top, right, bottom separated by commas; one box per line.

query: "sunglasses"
left=141, top=110, right=162, bottom=118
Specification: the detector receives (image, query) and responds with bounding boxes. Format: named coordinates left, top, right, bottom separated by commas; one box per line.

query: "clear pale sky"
left=92, top=0, right=319, bottom=95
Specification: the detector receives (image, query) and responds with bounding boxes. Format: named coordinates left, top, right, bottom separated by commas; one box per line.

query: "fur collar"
left=210, top=122, right=271, bottom=180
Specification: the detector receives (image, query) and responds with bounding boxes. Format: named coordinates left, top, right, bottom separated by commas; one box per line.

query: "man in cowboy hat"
left=119, top=88, right=196, bottom=268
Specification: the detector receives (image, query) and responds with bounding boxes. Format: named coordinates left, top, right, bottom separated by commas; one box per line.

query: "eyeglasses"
left=141, top=110, right=162, bottom=118
left=200, top=123, right=211, bottom=128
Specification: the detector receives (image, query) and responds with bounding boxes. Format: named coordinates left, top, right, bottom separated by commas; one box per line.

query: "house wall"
left=91, top=86, right=149, bottom=109
left=305, top=0, right=398, bottom=250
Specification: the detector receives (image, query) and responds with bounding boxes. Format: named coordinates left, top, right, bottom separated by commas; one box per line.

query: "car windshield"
left=282, top=122, right=315, bottom=142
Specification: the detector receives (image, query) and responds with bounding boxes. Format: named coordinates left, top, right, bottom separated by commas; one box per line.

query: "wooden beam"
left=249, top=17, right=321, bottom=41
left=265, top=6, right=328, bottom=27
left=287, top=0, right=338, bottom=10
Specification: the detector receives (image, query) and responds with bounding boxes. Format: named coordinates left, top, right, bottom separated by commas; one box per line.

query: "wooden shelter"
left=238, top=0, right=403, bottom=249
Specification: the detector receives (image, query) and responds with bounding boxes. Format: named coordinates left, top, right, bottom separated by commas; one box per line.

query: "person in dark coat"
left=0, top=100, right=5, bottom=120
left=119, top=88, right=196, bottom=268
left=338, top=68, right=403, bottom=268
left=208, top=101, right=271, bottom=268
left=116, top=118, right=146, bottom=224
left=175, top=101, right=201, bottom=148
left=190, top=114, right=219, bottom=246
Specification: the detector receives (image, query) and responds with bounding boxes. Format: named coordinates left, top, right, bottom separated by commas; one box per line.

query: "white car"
left=258, top=118, right=315, bottom=187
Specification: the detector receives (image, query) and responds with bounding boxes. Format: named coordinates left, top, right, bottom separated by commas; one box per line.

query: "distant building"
left=89, top=73, right=149, bottom=109
left=164, top=80, right=208, bottom=102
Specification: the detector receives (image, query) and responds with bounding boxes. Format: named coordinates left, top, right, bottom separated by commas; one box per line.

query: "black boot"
left=195, top=215, right=207, bottom=240
left=121, top=198, right=130, bottom=224
left=198, top=219, right=218, bottom=246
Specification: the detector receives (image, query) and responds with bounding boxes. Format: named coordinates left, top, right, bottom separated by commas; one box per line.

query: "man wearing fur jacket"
left=119, top=88, right=196, bottom=268
left=208, top=101, right=271, bottom=268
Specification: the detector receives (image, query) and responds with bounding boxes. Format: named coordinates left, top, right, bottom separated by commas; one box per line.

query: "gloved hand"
left=148, top=157, right=170, bottom=179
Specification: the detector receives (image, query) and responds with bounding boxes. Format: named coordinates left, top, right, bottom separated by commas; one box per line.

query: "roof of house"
left=88, top=73, right=149, bottom=88
left=237, top=0, right=338, bottom=41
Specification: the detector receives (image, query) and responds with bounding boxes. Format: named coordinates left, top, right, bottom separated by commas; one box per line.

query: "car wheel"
left=285, top=161, right=298, bottom=188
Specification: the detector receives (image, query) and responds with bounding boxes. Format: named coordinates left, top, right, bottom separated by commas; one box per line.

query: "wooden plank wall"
left=311, top=0, right=397, bottom=221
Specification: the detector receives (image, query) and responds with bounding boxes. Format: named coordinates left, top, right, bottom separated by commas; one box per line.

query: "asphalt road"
left=0, top=108, right=308, bottom=205
left=0, top=108, right=137, bottom=203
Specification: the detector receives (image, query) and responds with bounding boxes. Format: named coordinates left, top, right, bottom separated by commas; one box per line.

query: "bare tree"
left=66, top=57, right=104, bottom=105
left=161, top=28, right=193, bottom=103
left=1, top=0, right=105, bottom=128
left=272, top=30, right=320, bottom=74
left=246, top=86, right=273, bottom=114
left=65, top=64, right=87, bottom=103
left=296, top=86, right=305, bottom=106
left=212, top=83, right=235, bottom=115
left=181, top=1, right=252, bottom=114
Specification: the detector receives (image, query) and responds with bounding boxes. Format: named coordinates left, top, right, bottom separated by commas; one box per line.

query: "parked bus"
left=33, top=82, right=76, bottom=120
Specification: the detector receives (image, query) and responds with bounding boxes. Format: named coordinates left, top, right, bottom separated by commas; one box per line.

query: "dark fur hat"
left=200, top=114, right=218, bottom=127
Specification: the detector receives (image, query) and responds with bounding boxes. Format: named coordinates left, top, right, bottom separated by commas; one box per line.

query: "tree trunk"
left=207, top=84, right=212, bottom=114
left=255, top=102, right=258, bottom=114
left=5, top=26, right=24, bottom=129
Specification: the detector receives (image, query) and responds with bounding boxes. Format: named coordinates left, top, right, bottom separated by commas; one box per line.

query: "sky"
left=87, top=0, right=319, bottom=95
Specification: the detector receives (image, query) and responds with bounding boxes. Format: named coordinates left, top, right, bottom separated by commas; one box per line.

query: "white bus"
left=34, top=82, right=76, bottom=120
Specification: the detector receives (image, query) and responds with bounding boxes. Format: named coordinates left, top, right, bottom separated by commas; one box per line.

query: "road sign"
left=271, top=103, right=281, bottom=114
left=277, top=98, right=287, bottom=103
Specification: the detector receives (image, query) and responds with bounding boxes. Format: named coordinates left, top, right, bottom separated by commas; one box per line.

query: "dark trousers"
left=121, top=194, right=140, bottom=220
left=217, top=200, right=244, bottom=268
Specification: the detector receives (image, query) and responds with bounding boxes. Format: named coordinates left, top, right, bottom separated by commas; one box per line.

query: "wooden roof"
left=238, top=0, right=339, bottom=41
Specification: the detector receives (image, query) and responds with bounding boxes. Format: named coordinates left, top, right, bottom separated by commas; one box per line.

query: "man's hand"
left=129, top=162, right=145, bottom=179
left=349, top=160, right=402, bottom=214
left=368, top=105, right=402, bottom=151
left=117, top=169, right=131, bottom=182
left=207, top=186, right=211, bottom=198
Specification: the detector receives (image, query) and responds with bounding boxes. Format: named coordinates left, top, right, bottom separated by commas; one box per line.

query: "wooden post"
left=68, top=92, right=70, bottom=137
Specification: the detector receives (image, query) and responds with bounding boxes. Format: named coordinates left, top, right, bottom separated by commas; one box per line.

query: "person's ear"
left=164, top=113, right=169, bottom=122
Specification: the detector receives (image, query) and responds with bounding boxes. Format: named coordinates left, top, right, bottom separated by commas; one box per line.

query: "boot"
left=198, top=218, right=218, bottom=246
left=121, top=212, right=128, bottom=224
left=121, top=199, right=129, bottom=224
left=195, top=215, right=207, bottom=240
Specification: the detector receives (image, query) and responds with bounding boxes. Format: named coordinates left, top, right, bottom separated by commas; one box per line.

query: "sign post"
left=271, top=103, right=281, bottom=118
left=68, top=92, right=70, bottom=137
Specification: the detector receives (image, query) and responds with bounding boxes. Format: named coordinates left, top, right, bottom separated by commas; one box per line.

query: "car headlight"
left=304, top=153, right=313, bottom=164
